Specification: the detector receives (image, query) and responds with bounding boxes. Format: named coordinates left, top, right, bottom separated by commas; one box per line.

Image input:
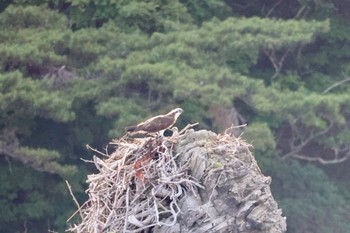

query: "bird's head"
left=169, top=108, right=183, bottom=119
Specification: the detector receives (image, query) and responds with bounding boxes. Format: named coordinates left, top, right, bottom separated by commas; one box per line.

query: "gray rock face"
left=156, top=129, right=286, bottom=233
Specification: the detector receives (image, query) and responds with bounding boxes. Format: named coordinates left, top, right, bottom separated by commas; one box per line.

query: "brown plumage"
left=125, top=108, right=183, bottom=133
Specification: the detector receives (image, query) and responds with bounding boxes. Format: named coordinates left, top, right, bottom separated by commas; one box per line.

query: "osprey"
left=125, top=108, right=183, bottom=133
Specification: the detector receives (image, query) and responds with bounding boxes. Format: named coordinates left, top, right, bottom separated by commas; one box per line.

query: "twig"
left=65, top=180, right=83, bottom=220
left=179, top=122, right=199, bottom=134
left=86, top=144, right=106, bottom=156
left=123, top=187, right=130, bottom=233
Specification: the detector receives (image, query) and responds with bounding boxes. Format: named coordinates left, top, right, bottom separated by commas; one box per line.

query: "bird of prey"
left=125, top=108, right=183, bottom=134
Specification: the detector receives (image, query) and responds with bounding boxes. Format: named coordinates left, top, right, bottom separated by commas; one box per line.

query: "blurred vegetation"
left=1, top=0, right=350, bottom=232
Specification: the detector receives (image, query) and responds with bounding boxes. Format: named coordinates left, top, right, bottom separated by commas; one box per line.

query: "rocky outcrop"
left=156, top=129, right=286, bottom=233
left=67, top=128, right=286, bottom=233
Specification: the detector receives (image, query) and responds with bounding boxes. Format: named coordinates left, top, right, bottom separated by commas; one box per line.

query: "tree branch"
left=263, top=48, right=291, bottom=80
left=322, top=76, right=350, bottom=94
left=282, top=121, right=334, bottom=160
left=265, top=0, right=283, bottom=17
left=292, top=151, right=350, bottom=164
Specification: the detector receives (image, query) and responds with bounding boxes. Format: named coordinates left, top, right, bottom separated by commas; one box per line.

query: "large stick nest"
left=67, top=127, right=202, bottom=233
left=67, top=126, right=286, bottom=233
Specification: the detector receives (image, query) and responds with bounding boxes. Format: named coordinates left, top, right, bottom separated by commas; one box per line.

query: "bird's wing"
left=138, top=114, right=165, bottom=127
left=137, top=115, right=174, bottom=132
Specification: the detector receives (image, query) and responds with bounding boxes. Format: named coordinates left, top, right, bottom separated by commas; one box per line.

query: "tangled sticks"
left=67, top=128, right=202, bottom=233
left=67, top=127, right=286, bottom=233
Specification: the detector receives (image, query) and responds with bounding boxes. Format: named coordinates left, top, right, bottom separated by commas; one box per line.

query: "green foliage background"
left=1, top=0, right=350, bottom=232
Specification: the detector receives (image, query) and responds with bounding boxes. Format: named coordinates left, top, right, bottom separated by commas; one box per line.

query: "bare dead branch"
left=65, top=181, right=83, bottom=220
left=294, top=5, right=309, bottom=19
left=293, top=152, right=350, bottom=164
left=282, top=121, right=334, bottom=160
left=263, top=48, right=291, bottom=80
left=322, top=76, right=350, bottom=94
left=179, top=122, right=199, bottom=135
left=265, top=0, right=283, bottom=17
left=85, top=145, right=106, bottom=157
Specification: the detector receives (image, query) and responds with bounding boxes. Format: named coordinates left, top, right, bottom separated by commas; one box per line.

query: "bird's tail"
left=125, top=126, right=137, bottom=132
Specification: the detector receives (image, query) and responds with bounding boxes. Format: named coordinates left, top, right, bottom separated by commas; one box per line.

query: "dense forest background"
left=1, top=0, right=350, bottom=232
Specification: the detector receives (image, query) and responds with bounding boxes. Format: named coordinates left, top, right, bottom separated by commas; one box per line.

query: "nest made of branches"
left=67, top=128, right=202, bottom=233
left=67, top=125, right=287, bottom=233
